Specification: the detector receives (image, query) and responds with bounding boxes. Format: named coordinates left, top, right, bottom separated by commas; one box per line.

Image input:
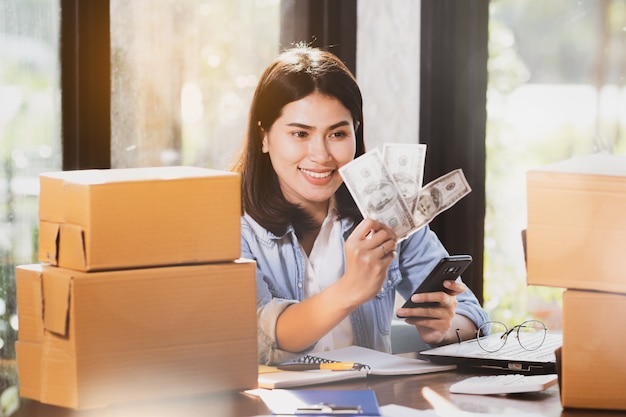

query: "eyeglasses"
left=457, top=320, right=548, bottom=353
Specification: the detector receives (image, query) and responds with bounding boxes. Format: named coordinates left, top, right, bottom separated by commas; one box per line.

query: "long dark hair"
left=231, top=45, right=365, bottom=238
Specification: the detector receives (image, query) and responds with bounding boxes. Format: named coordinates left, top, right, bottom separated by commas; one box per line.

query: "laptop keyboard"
left=466, top=333, right=561, bottom=361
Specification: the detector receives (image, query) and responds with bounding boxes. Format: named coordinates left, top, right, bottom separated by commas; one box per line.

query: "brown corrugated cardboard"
left=561, top=289, right=626, bottom=410
left=15, top=341, right=42, bottom=400
left=526, top=153, right=626, bottom=294
left=38, top=166, right=241, bottom=271
left=15, top=264, right=44, bottom=343
left=15, top=261, right=257, bottom=410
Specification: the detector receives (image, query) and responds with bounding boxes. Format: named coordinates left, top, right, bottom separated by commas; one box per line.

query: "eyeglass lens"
left=515, top=319, right=547, bottom=351
left=477, top=320, right=547, bottom=352
left=477, top=321, right=508, bottom=352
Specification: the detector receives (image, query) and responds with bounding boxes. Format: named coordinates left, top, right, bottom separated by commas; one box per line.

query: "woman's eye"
left=330, top=131, right=348, bottom=139
left=292, top=131, right=308, bottom=138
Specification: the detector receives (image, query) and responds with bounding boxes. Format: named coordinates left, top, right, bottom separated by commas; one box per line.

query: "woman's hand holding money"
left=338, top=218, right=397, bottom=306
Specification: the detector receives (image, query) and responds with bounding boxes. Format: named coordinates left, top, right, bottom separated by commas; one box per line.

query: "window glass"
left=0, top=0, right=61, bottom=399
left=110, top=0, right=280, bottom=170
left=356, top=0, right=420, bottom=151
left=485, top=0, right=626, bottom=327
left=357, top=0, right=421, bottom=315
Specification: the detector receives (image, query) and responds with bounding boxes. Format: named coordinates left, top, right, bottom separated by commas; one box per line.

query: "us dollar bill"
left=339, top=148, right=417, bottom=239
left=413, top=168, right=471, bottom=229
left=382, top=143, right=427, bottom=213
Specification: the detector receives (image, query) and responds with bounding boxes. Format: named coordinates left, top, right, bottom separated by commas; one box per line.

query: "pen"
left=277, top=362, right=361, bottom=371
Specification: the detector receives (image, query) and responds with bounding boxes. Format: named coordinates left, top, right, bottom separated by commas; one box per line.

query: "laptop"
left=420, top=229, right=562, bottom=375
left=419, top=331, right=562, bottom=374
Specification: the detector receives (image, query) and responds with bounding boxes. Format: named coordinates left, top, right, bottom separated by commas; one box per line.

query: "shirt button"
left=297, top=282, right=303, bottom=289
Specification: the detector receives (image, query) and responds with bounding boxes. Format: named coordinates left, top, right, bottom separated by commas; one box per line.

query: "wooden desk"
left=13, top=369, right=626, bottom=417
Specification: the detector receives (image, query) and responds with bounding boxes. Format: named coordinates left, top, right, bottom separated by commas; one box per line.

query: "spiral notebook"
left=258, top=345, right=455, bottom=389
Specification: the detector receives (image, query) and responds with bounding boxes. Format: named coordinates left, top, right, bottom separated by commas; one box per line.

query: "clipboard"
left=258, top=389, right=381, bottom=416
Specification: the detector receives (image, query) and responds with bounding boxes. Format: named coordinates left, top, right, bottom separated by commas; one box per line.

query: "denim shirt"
left=240, top=213, right=489, bottom=365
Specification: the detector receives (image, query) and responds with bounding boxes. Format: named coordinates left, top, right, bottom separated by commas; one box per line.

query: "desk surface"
left=14, top=368, right=626, bottom=417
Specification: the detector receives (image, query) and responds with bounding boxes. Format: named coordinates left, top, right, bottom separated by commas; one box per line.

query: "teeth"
left=301, top=168, right=332, bottom=179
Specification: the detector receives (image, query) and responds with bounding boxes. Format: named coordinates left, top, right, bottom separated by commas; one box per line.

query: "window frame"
left=419, top=0, right=488, bottom=303
left=60, top=0, right=111, bottom=170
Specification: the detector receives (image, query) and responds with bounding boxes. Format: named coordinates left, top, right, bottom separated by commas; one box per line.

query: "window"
left=356, top=0, right=421, bottom=151
left=485, top=0, right=626, bottom=327
left=2, top=0, right=280, bottom=408
left=10, top=1, right=622, bottom=407
left=110, top=0, right=280, bottom=170
left=0, top=0, right=61, bottom=396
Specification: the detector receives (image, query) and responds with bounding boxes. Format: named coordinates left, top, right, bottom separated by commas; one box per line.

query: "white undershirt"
left=303, top=208, right=354, bottom=353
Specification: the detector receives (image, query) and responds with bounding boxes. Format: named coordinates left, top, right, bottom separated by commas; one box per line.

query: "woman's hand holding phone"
left=396, top=255, right=472, bottom=318
left=395, top=255, right=473, bottom=345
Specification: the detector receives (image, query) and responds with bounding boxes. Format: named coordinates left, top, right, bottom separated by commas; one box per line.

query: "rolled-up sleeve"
left=454, top=286, right=490, bottom=329
left=241, top=216, right=315, bottom=365
left=256, top=298, right=314, bottom=364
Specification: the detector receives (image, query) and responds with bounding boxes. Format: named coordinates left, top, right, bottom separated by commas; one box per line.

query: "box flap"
left=57, top=223, right=87, bottom=271
left=38, top=221, right=60, bottom=265
left=42, top=270, right=73, bottom=336
left=45, top=166, right=236, bottom=186
left=15, top=264, right=46, bottom=343
left=531, top=153, right=626, bottom=177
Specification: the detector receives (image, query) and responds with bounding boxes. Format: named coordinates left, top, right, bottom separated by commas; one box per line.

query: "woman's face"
left=261, top=92, right=357, bottom=214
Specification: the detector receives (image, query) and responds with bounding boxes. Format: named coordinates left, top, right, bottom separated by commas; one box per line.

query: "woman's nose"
left=308, top=135, right=332, bottom=162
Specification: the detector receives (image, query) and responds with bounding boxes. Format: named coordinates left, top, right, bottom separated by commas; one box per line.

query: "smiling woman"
left=231, top=45, right=488, bottom=366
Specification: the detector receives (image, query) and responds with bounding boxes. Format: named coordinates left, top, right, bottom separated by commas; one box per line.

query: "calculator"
left=449, top=374, right=558, bottom=395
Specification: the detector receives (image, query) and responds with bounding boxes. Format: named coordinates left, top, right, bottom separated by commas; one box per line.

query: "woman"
left=231, top=45, right=488, bottom=365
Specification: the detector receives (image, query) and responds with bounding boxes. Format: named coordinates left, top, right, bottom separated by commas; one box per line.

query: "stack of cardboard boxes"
left=15, top=166, right=258, bottom=410
left=526, top=153, right=626, bottom=411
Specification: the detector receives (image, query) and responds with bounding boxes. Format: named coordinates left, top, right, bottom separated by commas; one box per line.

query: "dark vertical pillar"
left=420, top=0, right=489, bottom=303
left=61, top=0, right=111, bottom=170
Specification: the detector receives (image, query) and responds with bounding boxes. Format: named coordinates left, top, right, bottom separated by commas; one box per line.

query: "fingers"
left=395, top=278, right=467, bottom=344
left=352, top=218, right=398, bottom=259
left=343, top=219, right=399, bottom=302
left=401, top=302, right=456, bottom=328
left=354, top=218, right=397, bottom=240
left=376, top=239, right=397, bottom=258
left=442, top=279, right=467, bottom=296
left=396, top=291, right=459, bottom=322
left=411, top=288, right=459, bottom=308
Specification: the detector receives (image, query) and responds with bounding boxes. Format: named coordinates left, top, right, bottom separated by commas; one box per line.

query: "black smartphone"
left=398, top=255, right=473, bottom=313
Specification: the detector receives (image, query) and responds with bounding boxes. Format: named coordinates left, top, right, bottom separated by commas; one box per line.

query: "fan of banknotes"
left=339, top=144, right=471, bottom=241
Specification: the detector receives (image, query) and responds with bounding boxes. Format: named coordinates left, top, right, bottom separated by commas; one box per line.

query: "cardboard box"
left=38, top=166, right=241, bottom=271
left=15, top=261, right=257, bottom=409
left=526, top=153, right=626, bottom=293
left=561, top=289, right=626, bottom=410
